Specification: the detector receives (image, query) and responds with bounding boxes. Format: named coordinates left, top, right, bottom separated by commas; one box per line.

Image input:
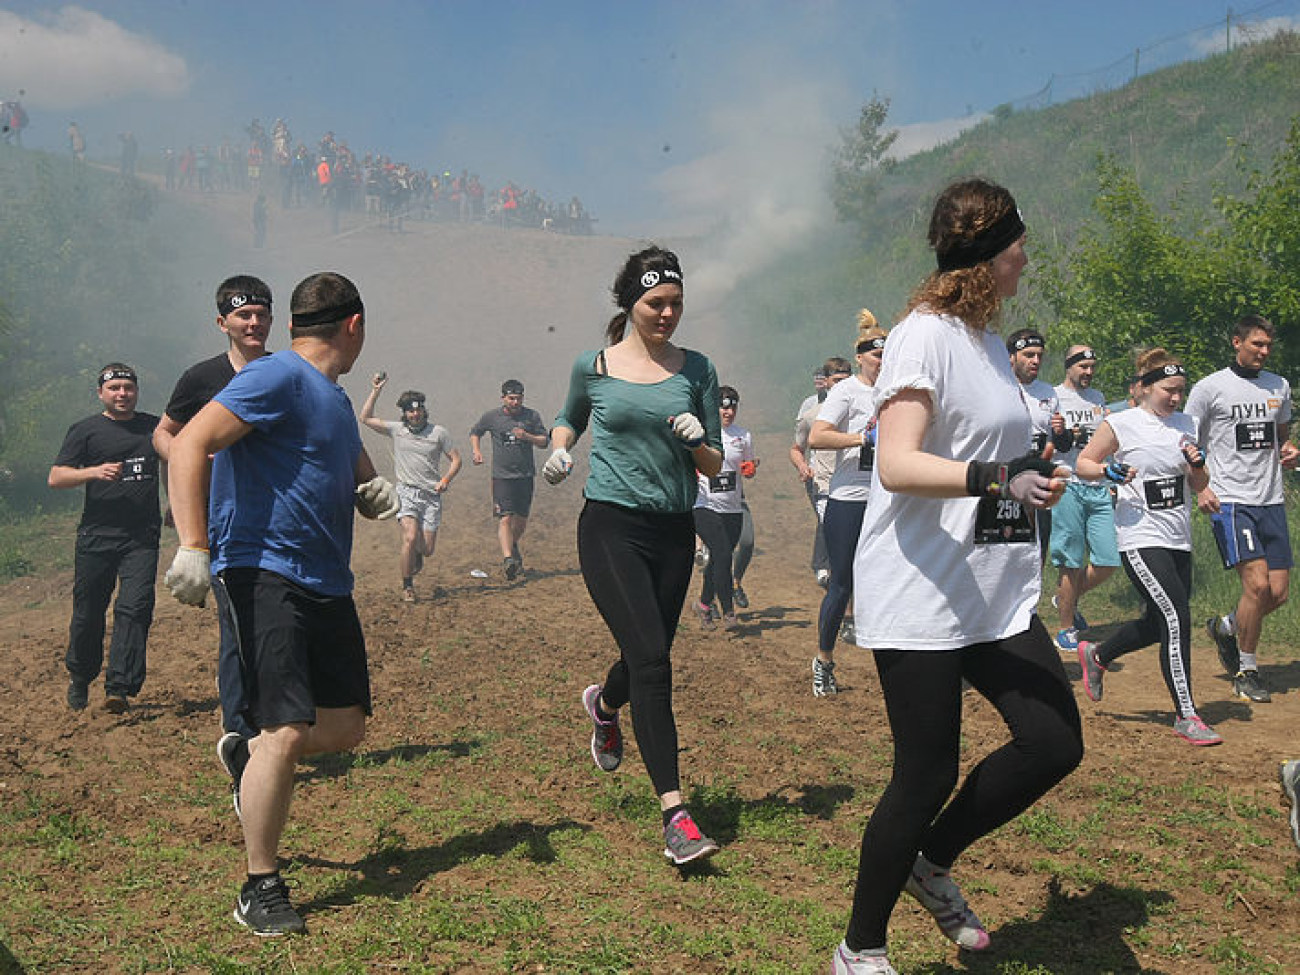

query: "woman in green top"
left=544, top=245, right=724, bottom=865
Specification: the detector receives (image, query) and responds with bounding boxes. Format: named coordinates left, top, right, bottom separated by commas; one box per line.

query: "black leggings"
left=578, top=499, right=695, bottom=797
left=845, top=617, right=1083, bottom=950
left=819, top=498, right=867, bottom=653
left=1096, top=547, right=1196, bottom=718
left=693, top=508, right=743, bottom=614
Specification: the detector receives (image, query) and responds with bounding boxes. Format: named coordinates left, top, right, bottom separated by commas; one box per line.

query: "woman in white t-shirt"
left=691, top=385, right=757, bottom=629
left=832, top=179, right=1083, bottom=975
left=1074, top=348, right=1215, bottom=744
left=807, top=314, right=885, bottom=696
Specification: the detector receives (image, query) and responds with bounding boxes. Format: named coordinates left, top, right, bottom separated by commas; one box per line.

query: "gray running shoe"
left=721, top=613, right=739, bottom=631
left=1207, top=616, right=1241, bottom=676
left=581, top=684, right=622, bottom=772
left=815, top=569, right=831, bottom=589
left=694, top=545, right=710, bottom=569
left=217, top=731, right=251, bottom=819
left=1077, top=641, right=1105, bottom=702
left=831, top=942, right=898, bottom=975
left=693, top=601, right=716, bottom=631
left=838, top=618, right=856, bottom=645
left=67, top=678, right=88, bottom=711
left=733, top=586, right=748, bottom=609
left=233, top=875, right=306, bottom=936
left=1280, top=759, right=1300, bottom=852
left=1173, top=714, right=1223, bottom=746
left=1233, top=669, right=1272, bottom=703
left=812, top=657, right=839, bottom=697
left=904, top=855, right=991, bottom=950
left=503, top=556, right=521, bottom=581
left=662, top=810, right=718, bottom=866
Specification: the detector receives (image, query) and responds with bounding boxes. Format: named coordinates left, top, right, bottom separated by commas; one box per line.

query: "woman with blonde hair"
left=1075, top=348, right=1215, bottom=743
left=832, top=179, right=1083, bottom=974
left=807, top=310, right=886, bottom=696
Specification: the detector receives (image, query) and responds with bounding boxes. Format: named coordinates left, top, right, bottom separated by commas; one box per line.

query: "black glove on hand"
left=966, top=451, right=1059, bottom=505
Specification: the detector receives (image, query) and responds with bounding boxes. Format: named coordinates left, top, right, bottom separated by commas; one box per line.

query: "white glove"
left=165, top=546, right=211, bottom=606
left=542, top=447, right=573, bottom=484
left=669, top=413, right=705, bottom=448
left=355, top=476, right=399, bottom=520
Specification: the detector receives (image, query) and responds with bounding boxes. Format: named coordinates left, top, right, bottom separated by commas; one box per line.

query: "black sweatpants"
left=578, top=499, right=695, bottom=797
left=65, top=533, right=158, bottom=697
left=845, top=617, right=1083, bottom=950
left=693, top=507, right=743, bottom=615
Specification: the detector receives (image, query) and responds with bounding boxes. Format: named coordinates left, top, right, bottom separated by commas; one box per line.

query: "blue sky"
left=2, top=1, right=1298, bottom=235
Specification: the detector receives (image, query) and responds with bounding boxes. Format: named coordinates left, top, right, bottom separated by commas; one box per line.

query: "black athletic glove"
left=966, top=451, right=1059, bottom=503
left=1103, top=461, right=1132, bottom=484
left=1050, top=428, right=1075, bottom=454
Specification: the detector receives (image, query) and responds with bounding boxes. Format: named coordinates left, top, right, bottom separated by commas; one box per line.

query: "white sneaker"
left=831, top=941, right=897, bottom=974
left=904, top=854, right=991, bottom=950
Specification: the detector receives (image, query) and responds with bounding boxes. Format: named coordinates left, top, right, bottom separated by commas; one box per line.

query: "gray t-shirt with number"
left=1185, top=366, right=1292, bottom=506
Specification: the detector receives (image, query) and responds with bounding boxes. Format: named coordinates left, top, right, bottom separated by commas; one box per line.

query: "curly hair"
left=903, top=178, right=1018, bottom=332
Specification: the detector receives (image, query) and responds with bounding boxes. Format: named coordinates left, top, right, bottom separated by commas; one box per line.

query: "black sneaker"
left=217, top=732, right=251, bottom=819
left=102, top=695, right=128, bottom=714
left=1207, top=616, right=1241, bottom=676
left=1233, top=669, right=1272, bottom=703
left=67, top=678, right=89, bottom=711
left=503, top=556, right=521, bottom=581
left=233, top=875, right=306, bottom=936
left=733, top=586, right=749, bottom=609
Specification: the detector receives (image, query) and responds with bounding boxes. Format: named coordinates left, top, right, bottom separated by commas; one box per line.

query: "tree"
left=829, top=95, right=898, bottom=235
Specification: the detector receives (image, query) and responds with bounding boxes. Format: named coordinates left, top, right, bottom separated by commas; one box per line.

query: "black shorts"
left=221, top=567, right=371, bottom=728
left=492, top=476, right=534, bottom=518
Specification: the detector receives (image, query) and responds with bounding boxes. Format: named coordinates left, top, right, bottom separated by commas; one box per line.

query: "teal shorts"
left=1049, top=481, right=1120, bottom=569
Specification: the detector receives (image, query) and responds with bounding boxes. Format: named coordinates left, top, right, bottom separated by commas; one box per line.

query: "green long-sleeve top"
left=554, top=348, right=722, bottom=513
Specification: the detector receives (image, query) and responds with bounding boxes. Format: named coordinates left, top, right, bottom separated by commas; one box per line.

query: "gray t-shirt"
left=380, top=421, right=454, bottom=490
left=469, top=406, right=546, bottom=478
left=1185, top=366, right=1292, bottom=506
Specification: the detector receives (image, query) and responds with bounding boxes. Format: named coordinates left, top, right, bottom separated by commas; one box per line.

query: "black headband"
left=1139, top=363, right=1186, bottom=386
left=720, top=395, right=739, bottom=408
left=936, top=208, right=1026, bottom=272
left=621, top=266, right=684, bottom=309
left=857, top=336, right=887, bottom=354
left=99, top=367, right=137, bottom=386
left=218, top=292, right=272, bottom=317
left=1008, top=334, right=1045, bottom=353
left=291, top=296, right=363, bottom=328
left=1065, top=349, right=1097, bottom=368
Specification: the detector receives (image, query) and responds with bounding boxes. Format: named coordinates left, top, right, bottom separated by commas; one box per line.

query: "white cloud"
left=1188, top=15, right=1300, bottom=55
left=889, top=114, right=986, bottom=160
left=0, top=6, right=188, bottom=108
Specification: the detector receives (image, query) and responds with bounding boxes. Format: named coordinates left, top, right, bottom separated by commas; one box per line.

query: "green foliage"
left=828, top=95, right=898, bottom=235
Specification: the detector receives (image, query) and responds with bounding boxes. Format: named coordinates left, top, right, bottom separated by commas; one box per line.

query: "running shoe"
left=67, top=678, right=88, bottom=711
left=721, top=613, right=739, bottom=631
left=1173, top=714, right=1223, bottom=746
left=839, top=618, right=856, bottom=645
left=581, top=684, right=622, bottom=772
left=694, top=545, right=710, bottom=569
left=1206, top=615, right=1241, bottom=676
left=733, top=586, right=749, bottom=609
left=662, top=810, right=719, bottom=866
left=401, top=586, right=416, bottom=603
left=693, top=601, right=716, bottom=631
left=217, top=731, right=251, bottom=819
left=831, top=942, right=898, bottom=975
left=812, top=657, right=839, bottom=697
left=1051, top=594, right=1087, bottom=631
left=1233, top=669, right=1272, bottom=703
left=233, top=875, right=306, bottom=936
left=503, top=556, right=521, bottom=581
left=102, top=695, right=128, bottom=714
left=904, top=854, right=991, bottom=950
left=816, top=569, right=831, bottom=589
left=1055, top=628, right=1080, bottom=652
left=1077, top=641, right=1105, bottom=702
left=1279, top=759, right=1300, bottom=852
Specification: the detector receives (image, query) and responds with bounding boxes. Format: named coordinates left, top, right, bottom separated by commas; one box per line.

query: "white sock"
left=1240, top=653, right=1259, bottom=672
left=1223, top=613, right=1237, bottom=636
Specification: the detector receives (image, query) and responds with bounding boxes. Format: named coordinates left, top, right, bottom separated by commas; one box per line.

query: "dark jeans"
left=66, top=533, right=158, bottom=697
left=212, top=574, right=258, bottom=738
left=819, top=498, right=868, bottom=653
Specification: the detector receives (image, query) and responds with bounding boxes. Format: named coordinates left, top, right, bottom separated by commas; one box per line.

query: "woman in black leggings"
left=544, top=245, right=724, bottom=866
left=831, top=180, right=1083, bottom=975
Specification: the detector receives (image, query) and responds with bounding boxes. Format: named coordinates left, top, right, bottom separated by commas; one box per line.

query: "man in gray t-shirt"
left=469, top=379, right=548, bottom=580
left=362, top=373, right=461, bottom=601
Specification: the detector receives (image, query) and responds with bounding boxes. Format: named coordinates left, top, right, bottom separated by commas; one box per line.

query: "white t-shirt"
left=1184, top=367, right=1292, bottom=506
left=817, top=375, right=877, bottom=502
left=696, top=423, right=755, bottom=514
left=854, top=311, right=1041, bottom=651
left=794, top=394, right=835, bottom=494
left=1020, top=378, right=1059, bottom=455
left=1105, top=407, right=1198, bottom=552
left=382, top=421, right=455, bottom=490
left=1054, top=383, right=1108, bottom=477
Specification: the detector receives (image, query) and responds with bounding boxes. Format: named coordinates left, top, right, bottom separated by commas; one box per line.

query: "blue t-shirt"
left=210, top=350, right=362, bottom=595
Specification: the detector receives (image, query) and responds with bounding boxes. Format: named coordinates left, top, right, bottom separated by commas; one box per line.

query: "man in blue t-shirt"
left=163, top=272, right=398, bottom=937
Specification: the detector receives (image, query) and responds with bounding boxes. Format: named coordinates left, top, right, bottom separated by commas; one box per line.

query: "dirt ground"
left=2, top=198, right=1299, bottom=972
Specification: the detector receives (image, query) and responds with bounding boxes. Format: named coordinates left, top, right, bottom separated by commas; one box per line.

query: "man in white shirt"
left=1007, top=329, right=1070, bottom=565
left=790, top=359, right=851, bottom=588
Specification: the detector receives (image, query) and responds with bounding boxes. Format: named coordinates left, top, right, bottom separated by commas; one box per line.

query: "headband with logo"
left=936, top=208, right=1025, bottom=272
left=1065, top=349, right=1097, bottom=368
left=1138, top=363, right=1186, bottom=386
left=99, top=367, right=137, bottom=387
left=720, top=395, right=739, bottom=408
left=621, top=265, right=684, bottom=310
left=857, top=336, right=887, bottom=354
left=1008, top=334, right=1045, bottom=353
left=218, top=292, right=272, bottom=317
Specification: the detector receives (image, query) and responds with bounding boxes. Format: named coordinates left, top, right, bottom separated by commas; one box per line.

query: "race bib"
left=857, top=442, right=875, bottom=472
left=709, top=470, right=738, bottom=493
left=1235, top=421, right=1275, bottom=451
left=120, top=455, right=154, bottom=482
left=1031, top=431, right=1048, bottom=453
left=1142, top=475, right=1185, bottom=511
left=974, top=496, right=1036, bottom=545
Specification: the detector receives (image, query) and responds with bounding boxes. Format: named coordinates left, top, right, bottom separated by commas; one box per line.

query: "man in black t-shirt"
left=50, top=363, right=161, bottom=713
left=154, top=276, right=272, bottom=805
left=469, top=379, right=548, bottom=579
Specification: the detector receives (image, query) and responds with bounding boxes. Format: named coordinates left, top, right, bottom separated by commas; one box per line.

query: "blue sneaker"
left=1055, top=628, right=1080, bottom=652
left=1051, top=594, right=1087, bottom=630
